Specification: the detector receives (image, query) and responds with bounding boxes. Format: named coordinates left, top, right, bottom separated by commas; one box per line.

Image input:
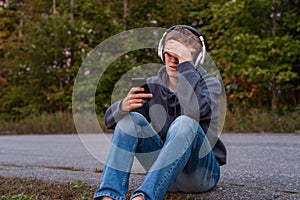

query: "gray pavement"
left=0, top=133, right=299, bottom=199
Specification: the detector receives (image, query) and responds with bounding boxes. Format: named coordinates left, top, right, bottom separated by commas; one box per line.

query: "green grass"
left=0, top=176, right=95, bottom=200
left=223, top=108, right=300, bottom=133
left=2, top=193, right=34, bottom=200
left=0, top=112, right=109, bottom=134
left=0, top=109, right=299, bottom=135
left=0, top=176, right=204, bottom=200
left=0, top=112, right=76, bottom=134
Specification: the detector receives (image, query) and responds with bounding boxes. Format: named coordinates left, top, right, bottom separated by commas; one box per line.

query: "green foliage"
left=184, top=194, right=192, bottom=200
left=224, top=108, right=300, bottom=133
left=0, top=112, right=76, bottom=134
left=73, top=180, right=83, bottom=188
left=199, top=0, right=300, bottom=110
left=0, top=0, right=299, bottom=132
left=296, top=104, right=300, bottom=113
left=0, top=86, right=42, bottom=120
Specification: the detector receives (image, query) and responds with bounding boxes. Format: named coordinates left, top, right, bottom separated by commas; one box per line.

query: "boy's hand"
left=121, top=87, right=152, bottom=112
left=164, top=39, right=193, bottom=63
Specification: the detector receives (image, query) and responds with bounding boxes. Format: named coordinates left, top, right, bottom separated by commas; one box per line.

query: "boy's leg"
left=167, top=121, right=220, bottom=193
left=131, top=115, right=201, bottom=200
left=94, top=112, right=162, bottom=200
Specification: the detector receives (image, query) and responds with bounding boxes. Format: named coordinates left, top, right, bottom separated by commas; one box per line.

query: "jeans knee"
left=174, top=115, right=195, bottom=124
left=129, top=112, right=149, bottom=127
left=173, top=115, right=198, bottom=131
left=116, top=112, right=150, bottom=138
left=168, top=115, right=198, bottom=141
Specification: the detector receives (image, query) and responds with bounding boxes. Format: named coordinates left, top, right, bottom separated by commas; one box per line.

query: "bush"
left=0, top=112, right=76, bottom=134
left=0, top=109, right=299, bottom=134
left=223, top=108, right=300, bottom=133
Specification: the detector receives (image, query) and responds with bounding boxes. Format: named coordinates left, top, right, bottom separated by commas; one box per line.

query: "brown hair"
left=165, top=27, right=202, bottom=49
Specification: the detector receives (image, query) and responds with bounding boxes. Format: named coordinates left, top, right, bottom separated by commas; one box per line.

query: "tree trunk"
left=271, top=0, right=278, bottom=110
left=70, top=0, right=74, bottom=20
left=69, top=0, right=75, bottom=67
left=271, top=0, right=277, bottom=37
left=52, top=0, right=58, bottom=64
left=271, top=79, right=278, bottom=110
left=123, top=0, right=128, bottom=30
left=18, top=13, right=23, bottom=48
left=53, top=0, right=56, bottom=14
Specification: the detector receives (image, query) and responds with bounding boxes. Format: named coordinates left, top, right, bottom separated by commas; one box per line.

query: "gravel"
left=0, top=133, right=299, bottom=199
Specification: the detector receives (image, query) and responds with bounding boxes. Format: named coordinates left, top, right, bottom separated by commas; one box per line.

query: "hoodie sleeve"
left=104, top=100, right=128, bottom=129
left=104, top=99, right=151, bottom=130
left=176, top=61, right=222, bottom=123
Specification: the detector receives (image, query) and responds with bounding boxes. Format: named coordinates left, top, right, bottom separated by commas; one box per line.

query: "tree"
left=1, top=0, right=299, bottom=121
left=198, top=0, right=300, bottom=110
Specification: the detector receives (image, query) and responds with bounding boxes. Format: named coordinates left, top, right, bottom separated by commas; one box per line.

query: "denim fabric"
left=94, top=112, right=220, bottom=200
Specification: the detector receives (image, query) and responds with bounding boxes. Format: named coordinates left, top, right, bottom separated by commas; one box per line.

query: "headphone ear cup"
left=157, top=39, right=164, bottom=62
left=157, top=32, right=168, bottom=63
left=194, top=51, right=202, bottom=67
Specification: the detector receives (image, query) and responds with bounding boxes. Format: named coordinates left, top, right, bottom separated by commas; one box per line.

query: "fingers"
left=130, top=87, right=145, bottom=94
left=121, top=87, right=152, bottom=112
left=164, top=40, right=192, bottom=63
left=164, top=40, right=189, bottom=52
left=127, top=98, right=144, bottom=110
left=164, top=40, right=182, bottom=55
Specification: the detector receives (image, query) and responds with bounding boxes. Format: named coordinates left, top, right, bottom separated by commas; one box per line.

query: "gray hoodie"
left=104, top=61, right=227, bottom=166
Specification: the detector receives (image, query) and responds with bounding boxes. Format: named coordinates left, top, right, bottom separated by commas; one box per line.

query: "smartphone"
left=131, top=77, right=150, bottom=94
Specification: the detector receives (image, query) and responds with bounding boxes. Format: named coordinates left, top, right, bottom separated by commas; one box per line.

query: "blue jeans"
left=94, top=112, right=220, bottom=200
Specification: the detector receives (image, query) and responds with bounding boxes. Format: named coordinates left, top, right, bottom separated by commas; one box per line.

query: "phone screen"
left=131, top=77, right=150, bottom=94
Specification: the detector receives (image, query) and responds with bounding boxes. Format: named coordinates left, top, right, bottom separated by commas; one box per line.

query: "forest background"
left=0, top=0, right=299, bottom=134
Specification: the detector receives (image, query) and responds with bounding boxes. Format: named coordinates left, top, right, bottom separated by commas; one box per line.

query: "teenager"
left=94, top=25, right=227, bottom=200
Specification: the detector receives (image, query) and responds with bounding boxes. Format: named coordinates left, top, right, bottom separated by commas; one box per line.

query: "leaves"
left=0, top=0, right=299, bottom=120
left=200, top=0, right=300, bottom=110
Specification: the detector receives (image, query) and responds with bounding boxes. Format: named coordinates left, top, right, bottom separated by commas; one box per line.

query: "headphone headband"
left=167, top=25, right=203, bottom=38
left=158, top=25, right=206, bottom=66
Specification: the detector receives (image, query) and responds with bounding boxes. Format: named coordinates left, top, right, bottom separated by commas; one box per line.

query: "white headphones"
left=158, top=25, right=207, bottom=66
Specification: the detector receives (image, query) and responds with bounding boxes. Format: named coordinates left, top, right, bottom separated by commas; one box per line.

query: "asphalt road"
left=0, top=133, right=299, bottom=200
